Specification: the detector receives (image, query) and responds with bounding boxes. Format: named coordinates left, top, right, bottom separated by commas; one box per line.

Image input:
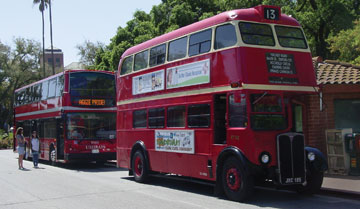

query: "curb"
left=319, top=187, right=360, bottom=199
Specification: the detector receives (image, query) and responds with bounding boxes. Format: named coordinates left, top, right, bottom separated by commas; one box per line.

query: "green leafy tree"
left=96, top=10, right=156, bottom=71
left=76, top=40, right=104, bottom=69
left=95, top=0, right=360, bottom=71
left=328, top=20, right=360, bottom=65
left=281, top=0, right=359, bottom=59
left=0, top=38, right=42, bottom=129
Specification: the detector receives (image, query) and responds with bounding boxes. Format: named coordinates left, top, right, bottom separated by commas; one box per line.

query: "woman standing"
left=16, top=127, right=25, bottom=170
left=31, top=131, right=40, bottom=168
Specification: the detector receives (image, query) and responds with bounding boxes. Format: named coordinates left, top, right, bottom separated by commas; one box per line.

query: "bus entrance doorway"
left=214, top=94, right=227, bottom=144
left=57, top=118, right=64, bottom=160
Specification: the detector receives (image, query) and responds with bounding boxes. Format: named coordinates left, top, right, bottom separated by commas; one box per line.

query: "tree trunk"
left=41, top=2, right=45, bottom=78
left=49, top=0, right=55, bottom=75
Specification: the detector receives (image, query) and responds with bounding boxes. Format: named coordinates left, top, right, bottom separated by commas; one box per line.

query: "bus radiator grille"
left=276, top=133, right=306, bottom=185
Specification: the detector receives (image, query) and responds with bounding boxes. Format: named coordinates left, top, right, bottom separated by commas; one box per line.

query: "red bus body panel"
left=116, top=5, right=319, bottom=183
left=14, top=70, right=116, bottom=163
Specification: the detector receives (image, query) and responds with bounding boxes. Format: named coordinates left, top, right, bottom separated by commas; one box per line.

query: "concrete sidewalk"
left=321, top=174, right=360, bottom=197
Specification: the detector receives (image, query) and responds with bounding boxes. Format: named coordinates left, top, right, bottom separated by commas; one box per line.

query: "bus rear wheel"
left=132, top=151, right=149, bottom=183
left=222, top=157, right=253, bottom=202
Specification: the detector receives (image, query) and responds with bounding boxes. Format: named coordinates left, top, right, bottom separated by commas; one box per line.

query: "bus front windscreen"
left=250, top=93, right=287, bottom=130
left=66, top=112, right=116, bottom=140
left=70, top=72, right=115, bottom=107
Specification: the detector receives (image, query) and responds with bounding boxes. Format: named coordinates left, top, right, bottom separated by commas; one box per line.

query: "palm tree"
left=33, top=0, right=49, bottom=78
left=48, top=0, right=55, bottom=75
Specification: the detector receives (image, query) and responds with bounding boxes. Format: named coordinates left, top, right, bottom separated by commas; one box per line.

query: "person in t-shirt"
left=30, top=131, right=40, bottom=168
left=16, top=127, right=25, bottom=170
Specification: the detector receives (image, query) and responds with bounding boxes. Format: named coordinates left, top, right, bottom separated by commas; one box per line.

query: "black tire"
left=296, top=170, right=324, bottom=194
left=96, top=160, right=107, bottom=165
left=49, top=147, right=57, bottom=166
left=222, top=157, right=253, bottom=202
left=131, top=150, right=149, bottom=183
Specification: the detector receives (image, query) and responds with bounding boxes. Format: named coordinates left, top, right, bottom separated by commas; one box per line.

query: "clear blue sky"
left=0, top=0, right=161, bottom=66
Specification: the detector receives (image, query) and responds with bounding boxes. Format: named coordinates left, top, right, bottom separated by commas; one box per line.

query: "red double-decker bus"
left=116, top=5, right=328, bottom=201
left=14, top=70, right=116, bottom=164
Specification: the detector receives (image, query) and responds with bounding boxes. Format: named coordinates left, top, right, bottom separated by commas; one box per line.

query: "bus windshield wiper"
left=252, top=92, right=268, bottom=105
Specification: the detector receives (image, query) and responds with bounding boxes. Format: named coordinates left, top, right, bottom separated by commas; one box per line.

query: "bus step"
left=150, top=173, right=215, bottom=187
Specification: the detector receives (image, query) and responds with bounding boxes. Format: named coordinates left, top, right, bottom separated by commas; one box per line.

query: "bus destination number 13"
left=264, top=8, right=279, bottom=20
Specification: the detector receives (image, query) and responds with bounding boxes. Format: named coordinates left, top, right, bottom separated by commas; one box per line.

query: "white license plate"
left=92, top=149, right=99, bottom=154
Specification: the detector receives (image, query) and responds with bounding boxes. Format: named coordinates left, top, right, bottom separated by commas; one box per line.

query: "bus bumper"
left=64, top=152, right=116, bottom=162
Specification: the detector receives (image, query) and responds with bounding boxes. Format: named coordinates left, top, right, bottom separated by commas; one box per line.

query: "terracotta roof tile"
left=314, top=60, right=360, bottom=85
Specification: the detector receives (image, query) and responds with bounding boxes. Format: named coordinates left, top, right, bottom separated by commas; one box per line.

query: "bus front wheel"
left=296, top=170, right=324, bottom=195
left=222, top=157, right=253, bottom=202
left=131, top=151, right=149, bottom=183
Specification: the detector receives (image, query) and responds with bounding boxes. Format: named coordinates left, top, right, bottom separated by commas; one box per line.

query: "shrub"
left=0, top=129, right=13, bottom=149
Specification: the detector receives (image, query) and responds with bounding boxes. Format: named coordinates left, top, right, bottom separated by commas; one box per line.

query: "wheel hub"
left=134, top=157, right=143, bottom=176
left=226, top=168, right=241, bottom=191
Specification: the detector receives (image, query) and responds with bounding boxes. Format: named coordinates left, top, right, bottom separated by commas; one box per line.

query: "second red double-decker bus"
left=116, top=5, right=328, bottom=201
left=14, top=70, right=116, bottom=164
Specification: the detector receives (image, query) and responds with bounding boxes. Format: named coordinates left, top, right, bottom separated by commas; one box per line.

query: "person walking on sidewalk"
left=16, top=127, right=25, bottom=170
left=31, top=131, right=40, bottom=168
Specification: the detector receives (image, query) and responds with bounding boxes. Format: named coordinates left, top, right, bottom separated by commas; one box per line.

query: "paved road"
left=1, top=149, right=360, bottom=209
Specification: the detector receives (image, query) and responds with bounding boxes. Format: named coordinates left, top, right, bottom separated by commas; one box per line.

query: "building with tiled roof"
left=304, top=57, right=360, bottom=174
left=315, top=58, right=360, bottom=84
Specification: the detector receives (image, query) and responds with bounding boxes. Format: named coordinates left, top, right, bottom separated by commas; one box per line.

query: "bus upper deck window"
left=150, top=44, right=166, bottom=67
left=41, top=80, right=49, bottom=100
left=168, top=37, right=187, bottom=61
left=239, top=22, right=275, bottom=46
left=121, top=56, right=133, bottom=75
left=215, top=24, right=237, bottom=50
left=275, top=26, right=307, bottom=49
left=189, top=29, right=212, bottom=57
left=134, top=50, right=149, bottom=71
left=55, top=75, right=64, bottom=97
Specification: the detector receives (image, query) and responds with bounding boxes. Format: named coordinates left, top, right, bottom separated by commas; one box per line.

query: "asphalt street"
left=1, top=149, right=360, bottom=209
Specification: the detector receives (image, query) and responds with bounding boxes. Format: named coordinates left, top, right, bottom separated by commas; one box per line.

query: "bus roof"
left=15, top=69, right=114, bottom=92
left=120, top=5, right=300, bottom=59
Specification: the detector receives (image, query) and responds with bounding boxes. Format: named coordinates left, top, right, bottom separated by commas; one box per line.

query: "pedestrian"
left=30, top=131, right=40, bottom=168
left=16, top=127, right=25, bottom=170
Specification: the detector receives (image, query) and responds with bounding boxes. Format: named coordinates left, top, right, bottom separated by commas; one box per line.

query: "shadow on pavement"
left=121, top=174, right=360, bottom=209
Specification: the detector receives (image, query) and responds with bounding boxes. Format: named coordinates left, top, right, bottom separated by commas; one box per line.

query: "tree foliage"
left=76, top=40, right=104, bottom=69
left=94, top=0, right=360, bottom=71
left=0, top=38, right=42, bottom=129
left=328, top=20, right=360, bottom=65
left=282, top=0, right=359, bottom=59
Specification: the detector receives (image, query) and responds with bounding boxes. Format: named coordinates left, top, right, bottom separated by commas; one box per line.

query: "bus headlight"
left=307, top=152, right=316, bottom=161
left=259, top=152, right=271, bottom=164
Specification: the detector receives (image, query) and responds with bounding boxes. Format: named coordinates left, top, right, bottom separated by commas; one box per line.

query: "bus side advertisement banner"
left=133, top=70, right=165, bottom=95
left=166, top=59, right=210, bottom=89
left=155, top=130, right=195, bottom=154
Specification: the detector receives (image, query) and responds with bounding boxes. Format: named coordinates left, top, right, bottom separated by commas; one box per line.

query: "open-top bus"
left=14, top=70, right=116, bottom=164
left=116, top=5, right=328, bottom=201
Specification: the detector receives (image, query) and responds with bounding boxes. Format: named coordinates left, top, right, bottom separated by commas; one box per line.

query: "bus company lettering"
left=85, top=145, right=106, bottom=150
left=155, top=130, right=195, bottom=154
left=78, top=99, right=105, bottom=106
